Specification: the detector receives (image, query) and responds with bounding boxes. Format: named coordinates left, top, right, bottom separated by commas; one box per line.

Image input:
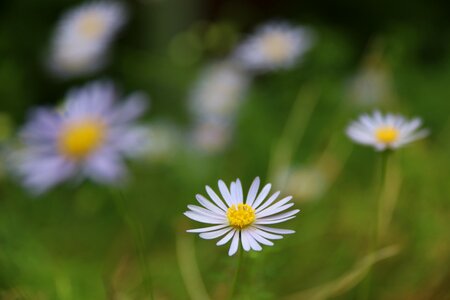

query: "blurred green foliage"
left=0, top=0, right=449, bottom=299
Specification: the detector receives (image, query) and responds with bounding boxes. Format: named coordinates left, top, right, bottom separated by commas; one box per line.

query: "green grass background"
left=0, top=0, right=449, bottom=299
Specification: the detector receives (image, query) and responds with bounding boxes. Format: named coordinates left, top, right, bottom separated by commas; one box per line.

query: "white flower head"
left=232, top=21, right=313, bottom=72
left=346, top=111, right=429, bottom=151
left=185, top=177, right=299, bottom=256
left=189, top=61, right=250, bottom=118
left=48, top=1, right=127, bottom=77
left=14, top=80, right=149, bottom=194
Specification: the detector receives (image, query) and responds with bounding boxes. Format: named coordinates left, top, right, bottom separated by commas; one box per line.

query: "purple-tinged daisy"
left=48, top=1, right=127, bottom=77
left=232, top=21, right=313, bottom=72
left=14, top=81, right=148, bottom=194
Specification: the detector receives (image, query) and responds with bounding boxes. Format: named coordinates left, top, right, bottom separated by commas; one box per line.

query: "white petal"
left=228, top=231, right=240, bottom=256
left=205, top=185, right=229, bottom=211
left=246, top=177, right=260, bottom=206
left=256, top=195, right=291, bottom=214
left=217, top=229, right=236, bottom=246
left=218, top=180, right=233, bottom=206
left=253, top=191, right=280, bottom=213
left=257, top=203, right=294, bottom=218
left=230, top=181, right=238, bottom=205
left=258, top=209, right=300, bottom=222
left=255, top=216, right=296, bottom=224
left=187, top=204, right=225, bottom=219
left=199, top=227, right=233, bottom=240
left=243, top=230, right=262, bottom=251
left=187, top=224, right=228, bottom=233
left=254, top=225, right=295, bottom=235
left=235, top=179, right=243, bottom=203
left=240, top=231, right=251, bottom=251
left=252, top=227, right=283, bottom=240
left=196, top=194, right=226, bottom=214
left=247, top=228, right=274, bottom=246
left=184, top=211, right=227, bottom=224
left=252, top=183, right=272, bottom=209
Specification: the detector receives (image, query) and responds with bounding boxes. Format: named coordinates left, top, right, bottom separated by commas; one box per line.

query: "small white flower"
left=232, top=21, right=313, bottom=72
left=48, top=1, right=127, bottom=77
left=13, top=80, right=148, bottom=194
left=189, top=61, right=250, bottom=118
left=347, top=65, right=392, bottom=106
left=185, top=177, right=299, bottom=256
left=346, top=111, right=429, bottom=151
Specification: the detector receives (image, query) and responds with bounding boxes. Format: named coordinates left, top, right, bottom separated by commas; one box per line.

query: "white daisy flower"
left=346, top=111, right=429, bottom=151
left=184, top=177, right=299, bottom=256
left=13, top=80, right=149, bottom=194
left=49, top=1, right=127, bottom=77
left=189, top=61, right=250, bottom=118
left=232, top=21, right=313, bottom=72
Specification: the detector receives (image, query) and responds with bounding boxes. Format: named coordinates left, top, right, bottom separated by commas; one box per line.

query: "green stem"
left=267, top=85, right=319, bottom=185
left=359, top=151, right=391, bottom=300
left=228, top=247, right=244, bottom=300
left=376, top=150, right=391, bottom=246
left=115, top=192, right=154, bottom=300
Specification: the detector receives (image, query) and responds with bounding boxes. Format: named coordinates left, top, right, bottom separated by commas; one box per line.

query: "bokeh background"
left=1, top=0, right=449, bottom=299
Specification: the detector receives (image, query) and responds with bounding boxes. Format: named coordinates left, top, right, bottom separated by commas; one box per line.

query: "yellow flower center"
left=261, top=33, right=291, bottom=62
left=78, top=13, right=106, bottom=39
left=375, top=126, right=399, bottom=144
left=227, top=204, right=256, bottom=229
left=58, top=119, right=105, bottom=160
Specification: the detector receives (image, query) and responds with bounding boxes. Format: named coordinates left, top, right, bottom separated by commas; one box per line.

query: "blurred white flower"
left=14, top=81, right=149, bottom=194
left=288, top=167, right=328, bottom=202
left=346, top=111, right=429, bottom=151
left=188, top=61, right=250, bottom=154
left=189, top=61, right=250, bottom=118
left=185, top=177, right=299, bottom=256
left=144, top=121, right=181, bottom=162
left=190, top=118, right=233, bottom=154
left=347, top=66, right=392, bottom=106
left=232, top=21, right=313, bottom=72
left=48, top=1, right=127, bottom=78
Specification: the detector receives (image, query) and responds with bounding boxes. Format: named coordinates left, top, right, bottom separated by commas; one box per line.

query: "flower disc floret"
left=227, top=203, right=255, bottom=229
left=58, top=119, right=105, bottom=159
left=375, top=126, right=399, bottom=144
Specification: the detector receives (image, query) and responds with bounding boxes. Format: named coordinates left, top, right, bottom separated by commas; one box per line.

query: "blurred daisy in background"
left=13, top=81, right=149, bottom=194
left=347, top=50, right=393, bottom=107
left=232, top=21, right=314, bottom=72
left=143, top=121, right=181, bottom=162
left=281, top=165, right=329, bottom=202
left=48, top=1, right=127, bottom=78
left=190, top=118, right=233, bottom=154
left=346, top=111, right=429, bottom=151
left=184, top=177, right=299, bottom=256
left=189, top=61, right=250, bottom=118
left=188, top=61, right=250, bottom=153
